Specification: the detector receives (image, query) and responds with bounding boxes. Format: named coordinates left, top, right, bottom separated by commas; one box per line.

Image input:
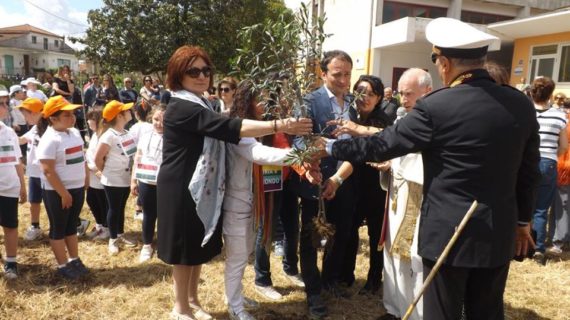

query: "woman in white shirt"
left=36, top=95, right=89, bottom=280
left=95, top=100, right=137, bottom=255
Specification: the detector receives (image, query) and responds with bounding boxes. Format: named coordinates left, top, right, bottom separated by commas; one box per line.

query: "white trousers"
left=223, top=209, right=255, bottom=314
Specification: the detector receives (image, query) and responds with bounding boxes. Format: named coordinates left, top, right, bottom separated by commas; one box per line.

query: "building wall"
left=0, top=48, right=79, bottom=77
left=510, top=31, right=570, bottom=94
left=321, top=0, right=375, bottom=84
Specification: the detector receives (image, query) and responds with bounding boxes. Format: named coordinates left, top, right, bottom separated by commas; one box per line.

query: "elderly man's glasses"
left=555, top=96, right=565, bottom=100
left=185, top=66, right=212, bottom=79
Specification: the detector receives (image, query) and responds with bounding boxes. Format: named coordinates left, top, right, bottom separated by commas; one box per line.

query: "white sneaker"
left=547, top=243, right=563, bottom=255
left=285, top=273, right=305, bottom=288
left=255, top=284, right=283, bottom=300
left=189, top=304, right=213, bottom=320
left=77, top=219, right=91, bottom=237
left=24, top=226, right=42, bottom=241
left=273, top=241, right=284, bottom=257
left=139, top=244, right=154, bottom=263
left=229, top=309, right=256, bottom=320
left=118, top=234, right=137, bottom=247
left=108, top=238, right=119, bottom=255
left=93, top=227, right=110, bottom=240
left=134, top=211, right=144, bottom=221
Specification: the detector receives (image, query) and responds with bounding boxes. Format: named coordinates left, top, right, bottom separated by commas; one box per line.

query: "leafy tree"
left=72, top=0, right=292, bottom=76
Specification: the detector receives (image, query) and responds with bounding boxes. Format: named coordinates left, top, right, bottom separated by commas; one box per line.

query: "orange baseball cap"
left=43, top=95, right=81, bottom=118
left=17, top=98, right=43, bottom=113
left=103, top=100, right=134, bottom=121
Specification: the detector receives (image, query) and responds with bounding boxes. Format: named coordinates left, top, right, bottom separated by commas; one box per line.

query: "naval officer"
left=314, top=17, right=540, bottom=320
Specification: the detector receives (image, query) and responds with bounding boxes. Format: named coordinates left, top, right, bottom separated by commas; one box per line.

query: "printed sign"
left=0, top=145, right=18, bottom=166
left=262, top=165, right=283, bottom=192
left=64, top=145, right=84, bottom=165
left=135, top=162, right=160, bottom=183
left=120, top=136, right=137, bottom=157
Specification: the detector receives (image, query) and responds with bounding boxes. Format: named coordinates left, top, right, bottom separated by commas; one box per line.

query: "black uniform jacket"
left=332, top=69, right=540, bottom=268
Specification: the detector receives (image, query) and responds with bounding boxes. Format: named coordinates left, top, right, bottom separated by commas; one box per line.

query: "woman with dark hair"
left=223, top=80, right=309, bottom=320
left=140, top=75, right=161, bottom=106
left=531, top=76, right=568, bottom=263
left=51, top=65, right=74, bottom=102
left=217, top=77, right=238, bottom=115
left=331, top=75, right=391, bottom=293
left=97, top=74, right=119, bottom=103
left=157, top=45, right=312, bottom=320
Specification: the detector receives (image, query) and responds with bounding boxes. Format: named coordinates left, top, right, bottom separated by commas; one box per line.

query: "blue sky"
left=0, top=0, right=104, bottom=49
left=0, top=0, right=304, bottom=49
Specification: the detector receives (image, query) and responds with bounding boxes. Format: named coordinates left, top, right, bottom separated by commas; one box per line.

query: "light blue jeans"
left=532, top=158, right=558, bottom=253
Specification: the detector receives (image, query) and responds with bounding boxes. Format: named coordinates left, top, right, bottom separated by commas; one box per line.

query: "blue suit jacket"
left=292, top=86, right=357, bottom=199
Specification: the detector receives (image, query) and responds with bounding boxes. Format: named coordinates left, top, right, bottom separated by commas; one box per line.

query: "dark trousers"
left=423, top=258, right=510, bottom=320
left=43, top=188, right=85, bottom=240
left=103, top=186, right=130, bottom=239
left=139, top=182, right=157, bottom=244
left=254, top=179, right=300, bottom=287
left=299, top=180, right=355, bottom=295
left=86, top=187, right=108, bottom=227
left=341, top=187, right=386, bottom=286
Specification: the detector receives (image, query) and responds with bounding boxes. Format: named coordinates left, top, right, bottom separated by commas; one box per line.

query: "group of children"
left=0, top=92, right=165, bottom=280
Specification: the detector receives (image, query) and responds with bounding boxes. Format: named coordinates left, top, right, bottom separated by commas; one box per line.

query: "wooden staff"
left=402, top=200, right=478, bottom=320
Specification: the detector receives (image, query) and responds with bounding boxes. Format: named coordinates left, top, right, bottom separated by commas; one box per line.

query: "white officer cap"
left=426, top=17, right=499, bottom=61
left=0, top=90, right=8, bottom=97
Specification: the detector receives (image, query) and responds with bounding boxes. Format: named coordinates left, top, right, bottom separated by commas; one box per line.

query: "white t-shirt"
left=22, top=125, right=41, bottom=178
left=0, top=122, right=22, bottom=198
left=129, top=121, right=153, bottom=144
left=36, top=127, right=85, bottom=190
left=27, top=90, right=48, bottom=102
left=99, top=128, right=134, bottom=187
left=86, top=132, right=103, bottom=189
left=9, top=99, right=26, bottom=126
left=134, top=131, right=163, bottom=185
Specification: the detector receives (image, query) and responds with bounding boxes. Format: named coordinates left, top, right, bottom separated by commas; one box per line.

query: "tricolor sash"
left=0, top=144, right=18, bottom=166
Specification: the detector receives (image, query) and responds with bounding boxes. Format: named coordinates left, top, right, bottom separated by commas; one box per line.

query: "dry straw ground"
left=1, top=197, right=569, bottom=320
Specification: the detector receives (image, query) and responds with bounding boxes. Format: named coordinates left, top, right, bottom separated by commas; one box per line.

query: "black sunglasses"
left=431, top=52, right=439, bottom=64
left=219, top=87, right=232, bottom=93
left=185, top=66, right=212, bottom=79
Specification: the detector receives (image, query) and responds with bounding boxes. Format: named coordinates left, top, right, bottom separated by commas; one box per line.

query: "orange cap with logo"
left=43, top=95, right=81, bottom=118
left=17, top=97, right=43, bottom=113
left=103, top=100, right=134, bottom=121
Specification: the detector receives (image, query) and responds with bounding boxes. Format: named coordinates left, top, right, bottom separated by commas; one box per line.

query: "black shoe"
left=307, top=294, right=328, bottom=319
left=68, top=258, right=90, bottom=276
left=324, top=283, right=351, bottom=299
left=376, top=313, right=400, bottom=320
left=358, top=280, right=381, bottom=295
left=56, top=265, right=81, bottom=280
left=4, top=262, right=18, bottom=280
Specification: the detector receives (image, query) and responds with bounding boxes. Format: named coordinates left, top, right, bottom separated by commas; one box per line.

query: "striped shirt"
left=536, top=106, right=567, bottom=161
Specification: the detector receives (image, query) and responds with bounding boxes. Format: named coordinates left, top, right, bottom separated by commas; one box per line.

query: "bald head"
left=398, top=68, right=432, bottom=112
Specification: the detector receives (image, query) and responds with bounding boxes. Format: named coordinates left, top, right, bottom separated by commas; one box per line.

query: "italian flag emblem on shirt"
left=121, top=138, right=137, bottom=157
left=0, top=145, right=17, bottom=165
left=65, top=145, right=84, bottom=165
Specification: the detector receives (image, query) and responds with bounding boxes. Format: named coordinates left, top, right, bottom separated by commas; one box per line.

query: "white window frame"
left=529, top=42, right=570, bottom=84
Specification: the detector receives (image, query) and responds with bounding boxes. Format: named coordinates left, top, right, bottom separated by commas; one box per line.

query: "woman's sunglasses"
left=185, top=66, right=212, bottom=79
left=219, top=87, right=232, bottom=93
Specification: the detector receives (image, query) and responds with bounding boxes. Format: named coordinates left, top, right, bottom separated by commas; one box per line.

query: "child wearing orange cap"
left=0, top=92, right=26, bottom=279
left=16, top=98, right=45, bottom=241
left=36, top=95, right=89, bottom=280
left=95, top=100, right=137, bottom=255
